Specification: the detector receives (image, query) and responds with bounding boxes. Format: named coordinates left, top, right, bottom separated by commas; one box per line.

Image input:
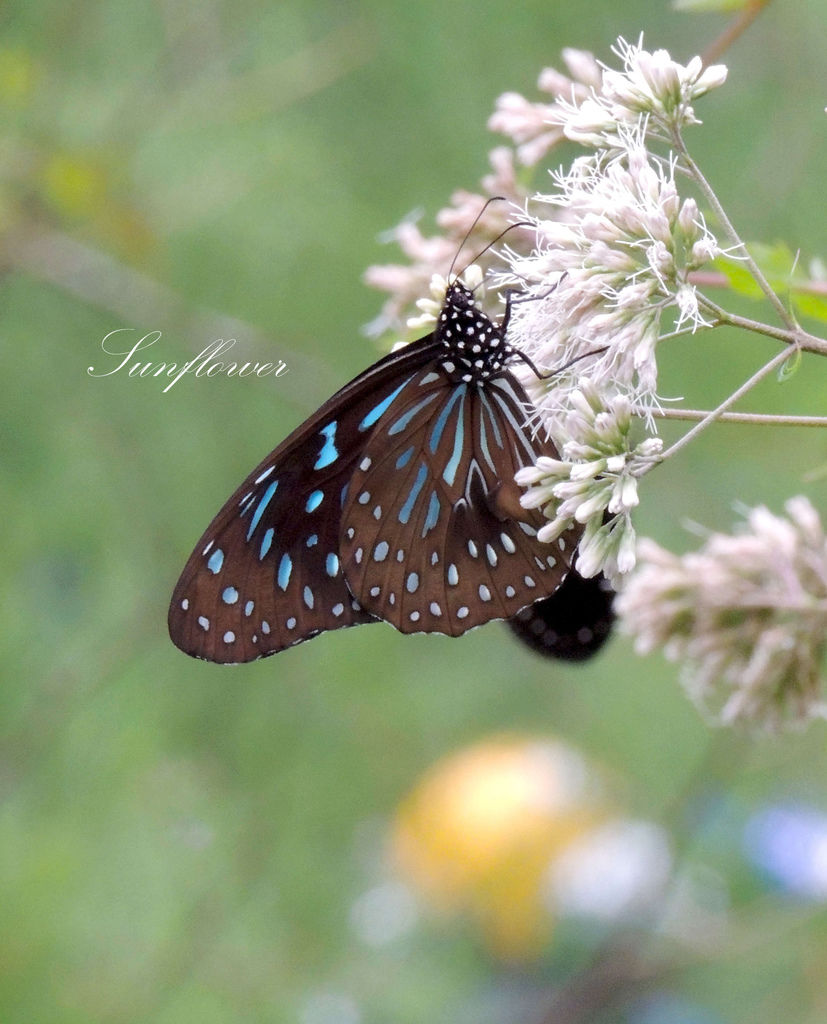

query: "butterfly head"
left=427, top=273, right=512, bottom=385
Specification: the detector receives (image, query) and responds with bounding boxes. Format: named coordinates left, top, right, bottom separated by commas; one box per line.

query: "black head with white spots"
left=435, top=280, right=514, bottom=385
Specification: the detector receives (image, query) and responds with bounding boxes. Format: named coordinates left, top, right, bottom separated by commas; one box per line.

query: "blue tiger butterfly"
left=168, top=270, right=585, bottom=662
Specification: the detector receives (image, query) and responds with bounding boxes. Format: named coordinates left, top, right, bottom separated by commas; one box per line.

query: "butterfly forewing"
left=341, top=370, right=582, bottom=635
left=169, top=338, right=444, bottom=661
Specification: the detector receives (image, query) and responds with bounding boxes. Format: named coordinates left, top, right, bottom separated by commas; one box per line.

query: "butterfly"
left=168, top=270, right=584, bottom=663
left=506, top=569, right=615, bottom=661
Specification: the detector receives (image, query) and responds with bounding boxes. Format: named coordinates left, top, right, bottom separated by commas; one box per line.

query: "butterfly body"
left=169, top=279, right=582, bottom=662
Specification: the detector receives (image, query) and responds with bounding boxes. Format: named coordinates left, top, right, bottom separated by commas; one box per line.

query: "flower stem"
left=671, top=130, right=796, bottom=331
left=638, top=407, right=827, bottom=428
left=697, top=295, right=827, bottom=356
left=658, top=347, right=795, bottom=462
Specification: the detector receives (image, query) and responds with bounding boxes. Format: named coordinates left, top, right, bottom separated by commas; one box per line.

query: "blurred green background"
left=3, top=1, right=827, bottom=1021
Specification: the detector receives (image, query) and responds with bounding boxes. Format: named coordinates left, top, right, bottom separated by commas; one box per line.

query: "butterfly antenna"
left=447, top=196, right=511, bottom=282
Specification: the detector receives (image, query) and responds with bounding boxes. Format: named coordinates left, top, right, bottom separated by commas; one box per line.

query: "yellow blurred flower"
left=0, top=47, right=35, bottom=104
left=41, top=153, right=109, bottom=220
left=392, top=735, right=610, bottom=960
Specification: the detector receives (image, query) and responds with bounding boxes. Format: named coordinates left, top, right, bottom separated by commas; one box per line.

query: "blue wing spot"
left=287, top=617, right=297, bottom=629
left=359, top=377, right=413, bottom=431
left=247, top=481, right=278, bottom=540
left=399, top=463, right=428, bottom=524
left=306, top=534, right=319, bottom=547
left=374, top=541, right=389, bottom=562
left=260, top=527, right=274, bottom=560
left=255, top=466, right=275, bottom=484
left=428, top=384, right=466, bottom=453
left=244, top=600, right=255, bottom=616
left=222, top=587, right=239, bottom=605
left=306, top=490, right=324, bottom=513
left=395, top=447, right=415, bottom=470
left=303, top=586, right=315, bottom=610
left=261, top=620, right=271, bottom=634
left=422, top=491, right=440, bottom=537
left=406, top=572, right=419, bottom=594
left=198, top=615, right=210, bottom=631
left=207, top=549, right=224, bottom=574
left=223, top=630, right=235, bottom=643
left=278, top=553, right=292, bottom=590
left=388, top=392, right=439, bottom=436
left=314, top=421, right=339, bottom=470
left=326, top=553, right=339, bottom=577
left=332, top=602, right=344, bottom=617
left=442, top=391, right=467, bottom=485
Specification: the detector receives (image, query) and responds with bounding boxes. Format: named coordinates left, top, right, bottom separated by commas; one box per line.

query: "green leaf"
left=713, top=243, right=827, bottom=325
left=777, top=345, right=802, bottom=382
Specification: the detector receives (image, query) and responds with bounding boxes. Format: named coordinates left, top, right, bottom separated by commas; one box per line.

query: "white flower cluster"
left=508, top=126, right=719, bottom=411
left=516, top=379, right=662, bottom=584
left=617, top=498, right=827, bottom=731
left=499, top=40, right=726, bottom=579
left=556, top=38, right=727, bottom=147
left=368, top=37, right=729, bottom=583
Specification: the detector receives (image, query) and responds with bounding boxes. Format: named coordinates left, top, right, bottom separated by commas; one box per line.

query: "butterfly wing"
left=168, top=338, right=443, bottom=662
left=506, top=569, right=616, bottom=660
left=340, top=370, right=583, bottom=634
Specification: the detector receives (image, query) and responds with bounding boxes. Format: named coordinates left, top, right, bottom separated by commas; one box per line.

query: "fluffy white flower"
left=617, top=498, right=827, bottom=731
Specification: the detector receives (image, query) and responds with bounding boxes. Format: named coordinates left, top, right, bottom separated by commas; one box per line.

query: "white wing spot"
left=467, top=540, right=478, bottom=558
left=430, top=601, right=442, bottom=616
left=360, top=456, right=372, bottom=471
left=457, top=606, right=469, bottom=619
left=332, top=603, right=344, bottom=617
left=198, top=616, right=209, bottom=631
left=524, top=576, right=536, bottom=588
left=486, top=544, right=497, bottom=567
left=406, top=572, right=419, bottom=593
left=223, top=631, right=235, bottom=643
left=500, top=533, right=516, bottom=553
left=505, top=585, right=515, bottom=598
left=479, top=584, right=491, bottom=602
left=287, top=617, right=297, bottom=630
left=261, top=620, right=271, bottom=634
left=181, top=598, right=189, bottom=611
left=410, top=610, right=420, bottom=622
left=447, top=564, right=459, bottom=586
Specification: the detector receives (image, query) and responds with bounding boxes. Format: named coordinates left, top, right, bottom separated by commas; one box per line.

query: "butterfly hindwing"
left=340, top=370, right=582, bottom=634
left=507, top=569, right=616, bottom=660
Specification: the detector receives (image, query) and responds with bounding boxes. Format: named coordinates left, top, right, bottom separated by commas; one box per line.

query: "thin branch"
left=639, top=407, right=827, bottom=429
left=658, top=347, right=794, bottom=462
left=671, top=130, right=796, bottom=331
left=697, top=295, right=827, bottom=355
left=700, top=0, right=774, bottom=67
